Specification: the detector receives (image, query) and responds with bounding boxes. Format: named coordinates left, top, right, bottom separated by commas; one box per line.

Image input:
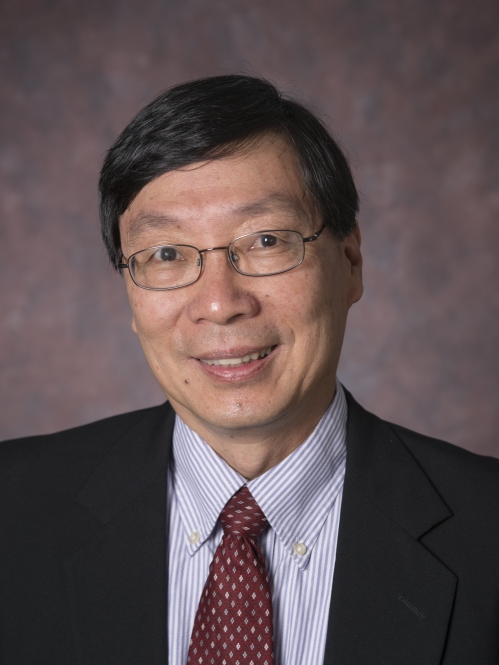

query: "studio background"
left=1, top=0, right=498, bottom=457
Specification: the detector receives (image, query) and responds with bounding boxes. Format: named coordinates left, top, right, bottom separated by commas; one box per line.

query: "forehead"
left=119, top=137, right=313, bottom=249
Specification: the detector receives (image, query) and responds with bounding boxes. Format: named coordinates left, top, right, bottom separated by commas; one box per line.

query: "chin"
left=184, top=397, right=278, bottom=431
left=204, top=408, right=268, bottom=431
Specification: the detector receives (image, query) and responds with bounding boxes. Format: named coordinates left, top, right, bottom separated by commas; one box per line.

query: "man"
left=1, top=75, right=498, bottom=665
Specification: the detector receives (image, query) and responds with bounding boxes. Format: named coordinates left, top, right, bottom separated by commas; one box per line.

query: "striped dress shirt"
left=168, top=382, right=347, bottom=665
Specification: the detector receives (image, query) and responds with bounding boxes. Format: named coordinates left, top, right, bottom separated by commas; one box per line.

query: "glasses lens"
left=129, top=245, right=201, bottom=289
left=230, top=230, right=304, bottom=276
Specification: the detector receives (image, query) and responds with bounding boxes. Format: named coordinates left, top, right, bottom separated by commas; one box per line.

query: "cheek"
left=287, top=263, right=338, bottom=322
left=288, top=266, right=345, bottom=351
left=128, top=289, right=183, bottom=342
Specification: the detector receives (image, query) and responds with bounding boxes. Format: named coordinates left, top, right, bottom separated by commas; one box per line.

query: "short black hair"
left=99, top=74, right=359, bottom=268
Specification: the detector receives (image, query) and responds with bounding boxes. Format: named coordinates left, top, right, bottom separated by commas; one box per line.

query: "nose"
left=186, top=248, right=260, bottom=325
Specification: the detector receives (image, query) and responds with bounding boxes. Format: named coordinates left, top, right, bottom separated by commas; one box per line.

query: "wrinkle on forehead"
left=123, top=192, right=312, bottom=248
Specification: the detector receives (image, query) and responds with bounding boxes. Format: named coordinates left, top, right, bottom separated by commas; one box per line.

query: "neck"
left=170, top=387, right=337, bottom=480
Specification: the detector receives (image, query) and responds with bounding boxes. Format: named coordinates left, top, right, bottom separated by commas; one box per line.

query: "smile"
left=199, top=347, right=273, bottom=367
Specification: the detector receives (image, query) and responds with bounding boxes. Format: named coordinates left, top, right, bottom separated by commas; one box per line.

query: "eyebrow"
left=125, top=212, right=179, bottom=246
left=125, top=193, right=307, bottom=246
left=234, top=193, right=306, bottom=219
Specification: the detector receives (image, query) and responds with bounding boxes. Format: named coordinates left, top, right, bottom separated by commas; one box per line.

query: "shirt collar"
left=172, top=417, right=245, bottom=554
left=172, top=381, right=347, bottom=568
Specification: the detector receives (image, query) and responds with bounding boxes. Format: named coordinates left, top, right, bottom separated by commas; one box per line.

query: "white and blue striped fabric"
left=168, top=381, right=347, bottom=665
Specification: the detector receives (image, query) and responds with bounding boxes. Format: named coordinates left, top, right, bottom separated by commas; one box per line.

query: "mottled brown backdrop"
left=1, top=0, right=498, bottom=456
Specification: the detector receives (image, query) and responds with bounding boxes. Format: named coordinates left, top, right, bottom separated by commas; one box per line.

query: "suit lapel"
left=323, top=392, right=457, bottom=665
left=64, top=402, right=175, bottom=665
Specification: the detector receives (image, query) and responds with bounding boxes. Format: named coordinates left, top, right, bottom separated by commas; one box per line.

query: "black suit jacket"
left=1, top=392, right=499, bottom=664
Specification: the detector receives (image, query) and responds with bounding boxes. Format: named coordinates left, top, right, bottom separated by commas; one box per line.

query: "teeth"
left=201, top=347, right=273, bottom=366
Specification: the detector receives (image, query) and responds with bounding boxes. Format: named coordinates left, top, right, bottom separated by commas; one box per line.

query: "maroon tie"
left=187, top=485, right=274, bottom=665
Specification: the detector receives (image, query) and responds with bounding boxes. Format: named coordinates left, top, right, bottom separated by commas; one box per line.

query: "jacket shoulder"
left=1, top=402, right=170, bottom=451
left=345, top=388, right=499, bottom=510
left=389, top=420, right=499, bottom=505
left=0, top=402, right=172, bottom=493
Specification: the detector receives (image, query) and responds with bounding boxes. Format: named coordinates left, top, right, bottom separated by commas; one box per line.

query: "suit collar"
left=66, top=402, right=175, bottom=664
left=342, top=389, right=451, bottom=539
left=76, top=401, right=175, bottom=524
left=324, top=391, right=456, bottom=665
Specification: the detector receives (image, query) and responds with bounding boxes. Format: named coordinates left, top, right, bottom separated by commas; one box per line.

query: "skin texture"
left=120, top=137, right=363, bottom=479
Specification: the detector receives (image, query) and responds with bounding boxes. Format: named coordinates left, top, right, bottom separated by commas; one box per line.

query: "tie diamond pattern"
left=187, top=485, right=274, bottom=665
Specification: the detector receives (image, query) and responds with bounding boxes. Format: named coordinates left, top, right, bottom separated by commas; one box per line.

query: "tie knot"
left=220, top=485, right=268, bottom=540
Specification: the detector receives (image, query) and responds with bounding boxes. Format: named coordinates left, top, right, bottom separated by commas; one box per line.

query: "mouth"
left=198, top=346, right=275, bottom=367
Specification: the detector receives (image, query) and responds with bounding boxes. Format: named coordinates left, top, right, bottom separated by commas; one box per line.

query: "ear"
left=131, top=316, right=138, bottom=334
left=344, top=226, right=363, bottom=307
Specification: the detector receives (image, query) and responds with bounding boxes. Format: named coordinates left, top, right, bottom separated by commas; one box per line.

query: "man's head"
left=99, top=75, right=359, bottom=268
left=99, top=75, right=363, bottom=464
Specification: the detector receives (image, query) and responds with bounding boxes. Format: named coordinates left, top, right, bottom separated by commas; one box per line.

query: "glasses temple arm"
left=303, top=222, right=327, bottom=243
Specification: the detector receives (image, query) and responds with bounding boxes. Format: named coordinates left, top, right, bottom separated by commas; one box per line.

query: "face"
left=120, top=137, right=363, bottom=445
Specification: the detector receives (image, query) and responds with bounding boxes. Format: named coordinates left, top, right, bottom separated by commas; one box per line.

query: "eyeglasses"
left=118, top=223, right=327, bottom=291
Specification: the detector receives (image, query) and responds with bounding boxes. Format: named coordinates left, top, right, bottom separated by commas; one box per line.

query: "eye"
left=154, top=246, right=181, bottom=262
left=255, top=234, right=278, bottom=248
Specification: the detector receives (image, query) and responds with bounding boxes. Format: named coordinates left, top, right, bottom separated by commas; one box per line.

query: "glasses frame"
left=118, top=222, right=327, bottom=291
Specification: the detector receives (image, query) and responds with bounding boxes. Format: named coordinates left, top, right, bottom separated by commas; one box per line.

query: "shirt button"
left=293, top=542, right=307, bottom=556
left=189, top=531, right=200, bottom=544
